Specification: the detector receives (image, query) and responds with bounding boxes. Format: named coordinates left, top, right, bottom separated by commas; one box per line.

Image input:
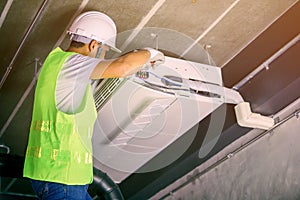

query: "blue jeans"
left=31, top=180, right=92, bottom=200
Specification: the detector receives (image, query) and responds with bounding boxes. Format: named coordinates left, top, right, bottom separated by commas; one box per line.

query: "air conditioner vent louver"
left=94, top=78, right=125, bottom=110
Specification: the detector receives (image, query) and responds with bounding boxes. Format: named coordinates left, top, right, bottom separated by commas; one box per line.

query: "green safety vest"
left=23, top=47, right=97, bottom=185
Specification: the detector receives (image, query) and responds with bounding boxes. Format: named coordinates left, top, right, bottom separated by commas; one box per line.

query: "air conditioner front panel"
left=92, top=56, right=237, bottom=183
left=92, top=81, right=223, bottom=183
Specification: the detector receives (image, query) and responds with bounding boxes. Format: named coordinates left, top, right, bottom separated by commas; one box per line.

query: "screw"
left=227, top=153, right=234, bottom=158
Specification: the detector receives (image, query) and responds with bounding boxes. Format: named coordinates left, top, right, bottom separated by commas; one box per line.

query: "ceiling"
left=0, top=0, right=299, bottom=199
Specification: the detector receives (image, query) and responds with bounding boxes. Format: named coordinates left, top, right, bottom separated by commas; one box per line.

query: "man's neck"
left=67, top=46, right=89, bottom=56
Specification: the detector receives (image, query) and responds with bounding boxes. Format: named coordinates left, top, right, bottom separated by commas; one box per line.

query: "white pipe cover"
left=234, top=102, right=274, bottom=130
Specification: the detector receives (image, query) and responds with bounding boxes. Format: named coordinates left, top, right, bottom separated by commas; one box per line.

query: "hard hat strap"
left=96, top=47, right=103, bottom=58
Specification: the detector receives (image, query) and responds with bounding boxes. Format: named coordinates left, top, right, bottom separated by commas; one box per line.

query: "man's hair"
left=70, top=40, right=85, bottom=48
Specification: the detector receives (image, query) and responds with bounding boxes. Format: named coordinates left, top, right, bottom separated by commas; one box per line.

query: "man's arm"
left=90, top=50, right=150, bottom=79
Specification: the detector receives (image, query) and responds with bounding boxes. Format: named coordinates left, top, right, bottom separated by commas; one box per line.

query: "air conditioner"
left=91, top=56, right=274, bottom=183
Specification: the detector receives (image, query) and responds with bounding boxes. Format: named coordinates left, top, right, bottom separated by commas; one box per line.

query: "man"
left=23, top=11, right=164, bottom=199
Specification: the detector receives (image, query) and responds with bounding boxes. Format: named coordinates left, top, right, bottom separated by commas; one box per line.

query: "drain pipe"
left=90, top=168, right=125, bottom=200
left=0, top=144, right=10, bottom=154
left=0, top=0, right=49, bottom=90
left=232, top=33, right=300, bottom=90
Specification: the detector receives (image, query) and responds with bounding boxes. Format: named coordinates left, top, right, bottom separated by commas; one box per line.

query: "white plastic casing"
left=234, top=102, right=274, bottom=130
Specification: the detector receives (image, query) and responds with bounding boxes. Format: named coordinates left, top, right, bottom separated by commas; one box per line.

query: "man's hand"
left=135, top=48, right=165, bottom=79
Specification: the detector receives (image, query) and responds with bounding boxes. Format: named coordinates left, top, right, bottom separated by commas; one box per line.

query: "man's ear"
left=88, top=40, right=98, bottom=51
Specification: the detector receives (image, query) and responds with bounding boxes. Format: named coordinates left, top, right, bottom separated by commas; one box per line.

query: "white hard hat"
left=67, top=11, right=121, bottom=53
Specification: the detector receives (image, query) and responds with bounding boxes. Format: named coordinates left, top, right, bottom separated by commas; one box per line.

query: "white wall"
left=154, top=99, right=300, bottom=200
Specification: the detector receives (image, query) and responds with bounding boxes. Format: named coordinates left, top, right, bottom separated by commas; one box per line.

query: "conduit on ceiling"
left=0, top=0, right=49, bottom=90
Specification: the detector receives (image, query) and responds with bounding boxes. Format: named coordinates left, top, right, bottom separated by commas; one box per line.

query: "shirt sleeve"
left=55, top=54, right=100, bottom=114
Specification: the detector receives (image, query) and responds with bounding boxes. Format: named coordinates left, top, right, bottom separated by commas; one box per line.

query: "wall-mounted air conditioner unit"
left=91, top=56, right=274, bottom=183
